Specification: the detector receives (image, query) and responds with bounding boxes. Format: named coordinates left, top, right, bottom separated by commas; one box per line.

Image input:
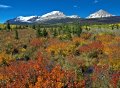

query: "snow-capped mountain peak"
left=41, top=11, right=65, bottom=18
left=36, top=11, right=80, bottom=21
left=39, top=11, right=66, bottom=21
left=67, top=15, right=80, bottom=18
left=87, top=9, right=114, bottom=18
left=15, top=16, right=37, bottom=22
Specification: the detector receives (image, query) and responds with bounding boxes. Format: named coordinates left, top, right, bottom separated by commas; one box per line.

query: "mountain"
left=6, top=10, right=120, bottom=24
left=87, top=9, right=114, bottom=18
left=41, top=11, right=65, bottom=19
left=7, top=11, right=80, bottom=24
left=15, top=16, right=38, bottom=23
left=36, top=11, right=66, bottom=22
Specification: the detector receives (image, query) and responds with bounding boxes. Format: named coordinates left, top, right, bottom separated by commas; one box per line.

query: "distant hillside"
left=37, top=16, right=120, bottom=25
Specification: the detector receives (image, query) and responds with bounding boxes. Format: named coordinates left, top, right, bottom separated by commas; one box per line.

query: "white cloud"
left=0, top=4, right=11, bottom=8
left=73, top=5, right=78, bottom=8
left=94, top=0, right=98, bottom=3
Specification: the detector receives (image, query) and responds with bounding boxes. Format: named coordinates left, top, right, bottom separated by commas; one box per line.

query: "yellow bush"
left=0, top=52, right=13, bottom=64
left=46, top=42, right=76, bottom=56
left=109, top=59, right=120, bottom=70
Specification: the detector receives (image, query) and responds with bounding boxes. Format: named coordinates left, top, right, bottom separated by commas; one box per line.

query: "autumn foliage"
left=0, top=24, right=120, bottom=88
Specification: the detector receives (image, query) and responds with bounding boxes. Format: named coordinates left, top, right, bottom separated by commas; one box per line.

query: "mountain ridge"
left=7, top=11, right=80, bottom=24
left=6, top=9, right=120, bottom=24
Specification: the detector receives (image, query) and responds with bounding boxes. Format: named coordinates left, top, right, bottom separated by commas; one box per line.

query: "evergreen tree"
left=65, top=25, right=70, bottom=34
left=42, top=28, right=48, bottom=37
left=111, top=25, right=114, bottom=30
left=58, top=27, right=61, bottom=35
left=18, top=25, right=22, bottom=29
left=72, top=27, right=75, bottom=35
left=6, top=22, right=11, bottom=31
left=67, top=33, right=72, bottom=40
left=36, top=28, right=43, bottom=38
left=50, top=27, right=54, bottom=33
left=116, top=24, right=119, bottom=29
left=76, top=25, right=82, bottom=37
left=15, top=29, right=19, bottom=40
left=32, top=24, right=36, bottom=29
left=53, top=28, right=58, bottom=37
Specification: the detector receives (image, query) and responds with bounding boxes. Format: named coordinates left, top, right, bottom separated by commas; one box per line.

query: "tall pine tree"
left=36, top=28, right=43, bottom=38
left=6, top=22, right=11, bottom=31
left=42, top=28, right=48, bottom=37
left=15, top=29, right=19, bottom=40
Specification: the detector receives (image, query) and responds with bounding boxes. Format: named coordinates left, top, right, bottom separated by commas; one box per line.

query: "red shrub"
left=30, top=38, right=42, bottom=47
left=79, top=41, right=104, bottom=53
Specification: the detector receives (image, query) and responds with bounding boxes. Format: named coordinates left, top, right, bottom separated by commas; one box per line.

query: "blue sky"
left=0, top=0, right=120, bottom=23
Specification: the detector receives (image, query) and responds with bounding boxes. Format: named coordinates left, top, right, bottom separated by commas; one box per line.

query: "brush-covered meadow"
left=0, top=23, right=120, bottom=88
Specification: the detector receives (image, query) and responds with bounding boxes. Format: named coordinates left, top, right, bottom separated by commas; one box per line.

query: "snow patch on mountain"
left=67, top=15, right=80, bottom=18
